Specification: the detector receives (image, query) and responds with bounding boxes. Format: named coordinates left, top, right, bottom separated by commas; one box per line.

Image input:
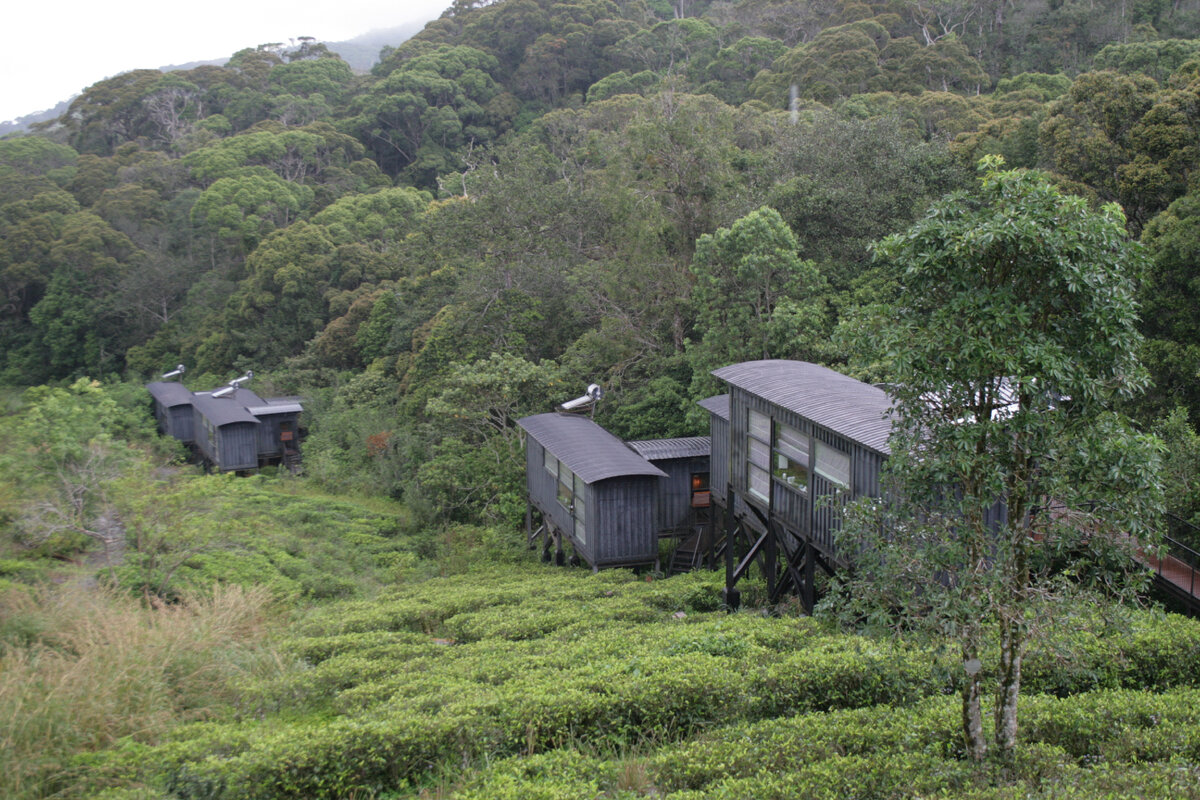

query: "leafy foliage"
left=832, top=159, right=1163, bottom=763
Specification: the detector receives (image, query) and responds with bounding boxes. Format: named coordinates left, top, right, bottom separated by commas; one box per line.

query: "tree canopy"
left=831, top=159, right=1164, bottom=764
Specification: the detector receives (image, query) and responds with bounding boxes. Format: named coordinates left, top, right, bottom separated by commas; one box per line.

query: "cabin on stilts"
left=704, top=360, right=893, bottom=612
left=517, top=361, right=897, bottom=610
left=523, top=360, right=1182, bottom=615
left=518, top=412, right=669, bottom=570
left=146, top=380, right=197, bottom=446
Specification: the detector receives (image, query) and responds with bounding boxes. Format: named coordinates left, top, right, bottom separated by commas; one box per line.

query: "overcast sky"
left=2, top=0, right=451, bottom=123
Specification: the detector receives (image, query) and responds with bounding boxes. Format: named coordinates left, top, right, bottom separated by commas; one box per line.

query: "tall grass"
left=0, top=582, right=285, bottom=799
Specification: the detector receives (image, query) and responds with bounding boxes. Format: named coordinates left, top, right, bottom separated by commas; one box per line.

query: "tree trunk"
left=995, top=613, right=1022, bottom=766
left=962, top=640, right=987, bottom=761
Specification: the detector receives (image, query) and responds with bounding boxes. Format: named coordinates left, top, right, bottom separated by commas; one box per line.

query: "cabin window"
left=544, top=449, right=558, bottom=476
left=550, top=465, right=586, bottom=544
left=773, top=423, right=809, bottom=491
left=748, top=408, right=771, bottom=440
left=814, top=441, right=851, bottom=489
left=691, top=472, right=711, bottom=508
left=747, top=408, right=771, bottom=502
left=573, top=473, right=587, bottom=545
left=557, top=465, right=574, bottom=508
left=204, top=418, right=218, bottom=461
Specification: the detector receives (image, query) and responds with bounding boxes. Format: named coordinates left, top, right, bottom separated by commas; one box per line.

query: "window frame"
left=548, top=454, right=587, bottom=545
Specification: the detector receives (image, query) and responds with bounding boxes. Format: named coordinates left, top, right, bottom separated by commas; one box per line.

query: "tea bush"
left=54, top=559, right=1200, bottom=800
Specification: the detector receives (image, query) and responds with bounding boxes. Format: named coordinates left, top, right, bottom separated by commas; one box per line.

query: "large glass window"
left=747, top=409, right=771, bottom=501
left=746, top=408, right=853, bottom=502
left=550, top=460, right=588, bottom=544
left=544, top=449, right=558, bottom=476
left=814, top=441, right=851, bottom=489
left=773, top=423, right=809, bottom=491
left=557, top=465, right=573, bottom=507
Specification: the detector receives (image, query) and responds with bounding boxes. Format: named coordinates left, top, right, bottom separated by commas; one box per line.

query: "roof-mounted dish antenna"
left=161, top=364, right=186, bottom=380
left=559, top=383, right=603, bottom=416
left=212, top=370, right=253, bottom=399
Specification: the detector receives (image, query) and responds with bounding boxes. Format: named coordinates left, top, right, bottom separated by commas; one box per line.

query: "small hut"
left=625, top=436, right=711, bottom=535
left=146, top=381, right=196, bottom=444
left=146, top=375, right=303, bottom=472
left=518, top=412, right=667, bottom=570
left=191, top=388, right=263, bottom=472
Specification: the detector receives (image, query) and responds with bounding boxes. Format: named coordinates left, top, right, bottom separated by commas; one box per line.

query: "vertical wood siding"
left=253, top=413, right=298, bottom=459
left=593, top=477, right=658, bottom=566
left=169, top=406, right=194, bottom=443
left=726, top=387, right=888, bottom=560
left=709, top=414, right=729, bottom=505
left=651, top=456, right=709, bottom=533
left=219, top=423, right=259, bottom=471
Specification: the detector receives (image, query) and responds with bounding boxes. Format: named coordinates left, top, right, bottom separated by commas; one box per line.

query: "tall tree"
left=831, top=159, right=1163, bottom=765
left=687, top=205, right=827, bottom=384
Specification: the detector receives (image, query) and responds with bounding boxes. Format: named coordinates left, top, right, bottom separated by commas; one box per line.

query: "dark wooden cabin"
left=246, top=399, right=303, bottom=462
left=192, top=388, right=263, bottom=472
left=626, top=437, right=712, bottom=536
left=709, top=359, right=894, bottom=610
left=147, top=381, right=196, bottom=444
left=519, top=412, right=668, bottom=570
left=145, top=380, right=302, bottom=473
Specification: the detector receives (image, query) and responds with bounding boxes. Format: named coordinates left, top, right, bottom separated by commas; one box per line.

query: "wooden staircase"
left=669, top=530, right=704, bottom=575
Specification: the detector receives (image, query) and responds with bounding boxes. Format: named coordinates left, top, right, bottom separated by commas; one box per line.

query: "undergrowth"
left=0, top=583, right=287, bottom=800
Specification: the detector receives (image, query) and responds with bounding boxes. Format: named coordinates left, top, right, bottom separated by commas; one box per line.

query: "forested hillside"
left=3, top=0, right=1200, bottom=529
left=5, top=2, right=1200, bottom=797
left=0, top=0, right=1196, bottom=523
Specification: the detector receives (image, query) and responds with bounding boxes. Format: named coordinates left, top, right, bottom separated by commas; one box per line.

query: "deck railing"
left=1153, top=512, right=1200, bottom=601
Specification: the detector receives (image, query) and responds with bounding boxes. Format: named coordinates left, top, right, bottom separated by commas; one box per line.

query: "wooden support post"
left=554, top=531, right=564, bottom=566
left=525, top=502, right=533, bottom=549
left=700, top=506, right=710, bottom=568
left=803, top=539, right=816, bottom=614
left=723, top=497, right=740, bottom=611
left=765, top=523, right=778, bottom=601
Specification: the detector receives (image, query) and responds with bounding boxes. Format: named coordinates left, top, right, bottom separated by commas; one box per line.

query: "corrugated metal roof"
left=518, top=413, right=667, bottom=484
left=626, top=437, right=710, bottom=461
left=192, top=387, right=263, bottom=427
left=712, top=360, right=894, bottom=454
left=697, top=394, right=729, bottom=421
left=146, top=381, right=194, bottom=407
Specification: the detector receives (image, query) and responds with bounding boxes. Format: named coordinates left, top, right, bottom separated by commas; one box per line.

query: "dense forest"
left=4, top=0, right=1200, bottom=797
left=2, top=0, right=1200, bottom=528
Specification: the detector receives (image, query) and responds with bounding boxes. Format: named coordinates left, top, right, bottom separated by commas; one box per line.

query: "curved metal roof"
left=697, top=394, right=729, bottom=421
left=247, top=403, right=304, bottom=416
left=518, top=413, right=667, bottom=484
left=712, top=360, right=894, bottom=455
left=626, top=436, right=710, bottom=461
left=192, top=387, right=263, bottom=427
left=146, top=381, right=194, bottom=407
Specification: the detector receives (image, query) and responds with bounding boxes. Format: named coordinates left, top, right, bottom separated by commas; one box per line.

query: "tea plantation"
left=70, top=562, right=1200, bottom=799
